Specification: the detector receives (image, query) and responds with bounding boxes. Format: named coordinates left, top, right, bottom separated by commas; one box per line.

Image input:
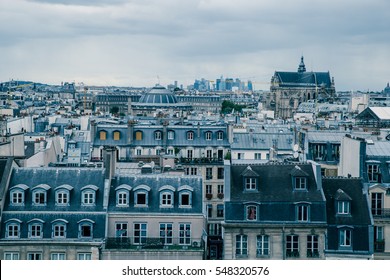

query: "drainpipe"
left=282, top=224, right=286, bottom=260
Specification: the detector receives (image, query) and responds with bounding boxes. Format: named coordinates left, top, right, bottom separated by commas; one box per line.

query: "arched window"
left=159, top=185, right=175, bottom=208
left=52, top=219, right=68, bottom=238
left=134, top=185, right=150, bottom=207
left=246, top=205, right=258, bottom=221
left=32, top=184, right=51, bottom=206
left=205, top=131, right=212, bottom=141
left=115, top=184, right=131, bottom=207
left=28, top=219, right=44, bottom=238
left=5, top=219, right=22, bottom=238
left=78, top=219, right=94, bottom=239
left=187, top=131, right=194, bottom=140
left=81, top=185, right=98, bottom=206
left=55, top=184, right=73, bottom=206
left=154, top=130, right=162, bottom=140
left=9, top=184, right=29, bottom=206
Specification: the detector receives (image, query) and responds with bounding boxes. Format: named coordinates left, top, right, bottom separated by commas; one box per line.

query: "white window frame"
left=340, top=228, right=352, bottom=247
left=79, top=222, right=93, bottom=238
left=167, top=131, right=174, bottom=140
left=160, top=191, right=173, bottom=207
left=246, top=205, right=257, bottom=221
left=179, top=223, right=191, bottom=245
left=245, top=177, right=257, bottom=190
left=116, top=191, right=129, bottom=206
left=256, top=235, right=270, bottom=256
left=154, top=131, right=162, bottom=140
left=133, top=223, right=147, bottom=245
left=235, top=234, right=248, bottom=256
left=6, top=222, right=20, bottom=238
left=286, top=235, right=299, bottom=257
left=27, top=252, right=42, bottom=260
left=159, top=223, right=173, bottom=245
left=134, top=191, right=148, bottom=207
left=115, top=222, right=128, bottom=237
left=32, top=190, right=47, bottom=206
left=368, top=164, right=380, bottom=182
left=4, top=252, right=19, bottom=260
left=337, top=201, right=350, bottom=215
left=81, top=190, right=96, bottom=206
left=77, top=253, right=92, bottom=260
left=55, top=190, right=70, bottom=206
left=179, top=192, right=192, bottom=207
left=10, top=190, right=24, bottom=205
left=307, top=235, right=319, bottom=257
left=29, top=223, right=43, bottom=238
left=205, top=131, right=212, bottom=141
left=52, top=222, right=67, bottom=238
left=294, top=177, right=307, bottom=190
left=51, top=252, right=66, bottom=260
left=187, top=131, right=194, bottom=140
left=297, top=204, right=309, bottom=222
left=217, top=131, right=223, bottom=140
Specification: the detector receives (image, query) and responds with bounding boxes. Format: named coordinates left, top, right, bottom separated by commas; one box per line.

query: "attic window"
left=337, top=201, right=350, bottom=215
left=294, top=177, right=307, bottom=190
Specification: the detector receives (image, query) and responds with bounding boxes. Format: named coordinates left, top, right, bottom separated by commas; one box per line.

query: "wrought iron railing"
left=104, top=237, right=203, bottom=250
left=371, top=208, right=390, bottom=218
left=374, top=240, right=385, bottom=252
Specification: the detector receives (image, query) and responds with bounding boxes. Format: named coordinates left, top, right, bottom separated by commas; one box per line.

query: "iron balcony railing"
left=371, top=208, right=390, bottom=218
left=178, top=157, right=224, bottom=165
left=104, top=237, right=203, bottom=250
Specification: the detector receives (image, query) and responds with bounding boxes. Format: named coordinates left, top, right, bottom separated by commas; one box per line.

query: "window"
left=6, top=221, right=20, bottom=238
left=117, top=191, right=129, bottom=206
left=32, top=190, right=46, bottom=206
left=133, top=223, right=147, bottom=244
left=10, top=190, right=24, bottom=205
left=185, top=167, right=197, bottom=175
left=167, top=148, right=174, bottom=155
left=207, top=204, right=213, bottom=218
left=179, top=192, right=191, bottom=207
left=116, top=222, right=128, bottom=237
left=206, top=149, right=212, bottom=159
left=4, top=252, right=19, bottom=260
left=217, top=168, right=224, bottom=179
left=208, top=223, right=222, bottom=236
left=168, top=131, right=174, bottom=140
left=217, top=131, right=223, bottom=140
left=29, top=223, right=43, bottom=238
left=77, top=253, right=92, bottom=260
left=187, top=131, right=194, bottom=140
left=245, top=178, right=257, bottom=190
left=113, top=131, right=120, bottom=141
left=136, top=148, right=142, bottom=155
left=312, top=144, right=326, bottom=161
left=286, top=235, right=299, bottom=258
left=297, top=204, right=309, bottom=222
left=255, top=153, right=262, bottom=160
left=82, top=191, right=95, bottom=206
left=331, top=144, right=340, bottom=161
left=99, top=130, right=107, bottom=140
left=217, top=204, right=224, bottom=218
left=205, top=131, right=212, bottom=140
left=217, top=184, right=224, bottom=194
left=52, top=221, right=67, bottom=238
left=135, top=192, right=147, bottom=206
left=160, top=192, right=173, bottom=207
left=51, top=253, right=66, bottom=260
left=154, top=131, right=162, bottom=140
left=187, top=149, right=193, bottom=159
left=160, top=223, right=173, bottom=245
left=294, top=177, right=307, bottom=190
left=238, top=153, right=244, bottom=160
left=337, top=201, right=350, bottom=215
left=79, top=221, right=93, bottom=238
left=256, top=235, right=269, bottom=256
left=371, top=192, right=383, bottom=215
left=368, top=164, right=380, bottom=182
left=236, top=235, right=248, bottom=256
left=27, top=252, right=42, bottom=260
left=340, top=228, right=352, bottom=247
left=135, top=131, right=143, bottom=141
left=206, top=167, right=213, bottom=180
left=247, top=205, right=257, bottom=221
left=56, top=190, right=69, bottom=206
left=206, top=185, right=212, bottom=195
left=179, top=223, right=191, bottom=245
left=307, top=235, right=319, bottom=258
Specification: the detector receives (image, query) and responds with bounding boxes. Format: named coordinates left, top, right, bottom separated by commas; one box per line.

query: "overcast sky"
left=1, top=0, right=389, bottom=91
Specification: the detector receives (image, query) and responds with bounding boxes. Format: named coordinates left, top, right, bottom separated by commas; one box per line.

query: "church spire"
left=298, top=56, right=306, bottom=73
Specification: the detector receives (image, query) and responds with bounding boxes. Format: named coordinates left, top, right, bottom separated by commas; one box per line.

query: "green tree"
left=110, top=106, right=119, bottom=115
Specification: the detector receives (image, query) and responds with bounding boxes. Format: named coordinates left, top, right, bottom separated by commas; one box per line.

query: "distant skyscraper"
left=247, top=80, right=253, bottom=91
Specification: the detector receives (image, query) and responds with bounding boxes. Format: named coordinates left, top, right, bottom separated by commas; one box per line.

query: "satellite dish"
left=293, top=144, right=299, bottom=152
left=293, top=152, right=299, bottom=158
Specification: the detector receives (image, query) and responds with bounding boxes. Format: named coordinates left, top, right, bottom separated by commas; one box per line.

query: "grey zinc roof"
left=306, top=131, right=346, bottom=143
left=366, top=141, right=390, bottom=156
left=275, top=71, right=332, bottom=88
left=231, top=132, right=293, bottom=150
left=369, top=107, right=390, bottom=120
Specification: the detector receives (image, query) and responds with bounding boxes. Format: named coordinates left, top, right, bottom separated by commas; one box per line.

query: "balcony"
left=374, top=240, right=385, bottom=252
left=177, top=157, right=223, bottom=165
left=104, top=237, right=203, bottom=251
left=371, top=208, right=390, bottom=219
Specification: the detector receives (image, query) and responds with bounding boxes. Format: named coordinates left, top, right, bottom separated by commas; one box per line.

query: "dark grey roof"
left=231, top=132, right=294, bottom=150
left=290, top=165, right=309, bottom=177
left=274, top=71, right=332, bottom=88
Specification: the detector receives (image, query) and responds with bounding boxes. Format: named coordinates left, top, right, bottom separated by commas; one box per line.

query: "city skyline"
left=0, top=0, right=389, bottom=91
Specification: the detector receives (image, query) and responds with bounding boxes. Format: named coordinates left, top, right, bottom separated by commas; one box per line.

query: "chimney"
left=197, top=122, right=200, bottom=138
left=39, top=138, right=46, bottom=152
left=102, top=146, right=116, bottom=181
left=227, top=123, right=234, bottom=144
left=90, top=120, right=96, bottom=142
left=34, top=138, right=40, bottom=154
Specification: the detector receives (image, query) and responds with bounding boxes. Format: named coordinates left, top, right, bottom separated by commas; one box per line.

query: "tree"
left=110, top=106, right=119, bottom=115
left=221, top=100, right=245, bottom=114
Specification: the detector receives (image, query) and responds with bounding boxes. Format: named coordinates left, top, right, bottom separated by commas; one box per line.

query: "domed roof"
left=138, top=85, right=178, bottom=104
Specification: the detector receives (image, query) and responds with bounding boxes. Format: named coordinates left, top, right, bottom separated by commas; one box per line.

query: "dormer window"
left=168, top=130, right=175, bottom=140
left=245, top=178, right=257, bottom=190
left=28, top=219, right=44, bottom=238
left=134, top=185, right=150, bottom=207
left=81, top=185, right=98, bottom=206
left=337, top=201, right=350, bottom=215
left=10, top=184, right=29, bottom=206
left=290, top=166, right=309, bottom=191
left=367, top=163, right=380, bottom=182
left=187, top=131, right=194, bottom=140
left=55, top=184, right=73, bottom=206
left=295, top=177, right=307, bottom=190
left=241, top=166, right=260, bottom=192
left=32, top=184, right=51, bottom=206
left=5, top=219, right=22, bottom=238
left=115, top=184, right=132, bottom=207
left=246, top=205, right=258, bottom=221
left=78, top=219, right=94, bottom=239
left=178, top=185, right=193, bottom=208
left=52, top=219, right=68, bottom=238
left=296, top=203, right=310, bottom=222
left=159, top=185, right=175, bottom=208
left=335, top=189, right=352, bottom=216
left=154, top=130, right=162, bottom=140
